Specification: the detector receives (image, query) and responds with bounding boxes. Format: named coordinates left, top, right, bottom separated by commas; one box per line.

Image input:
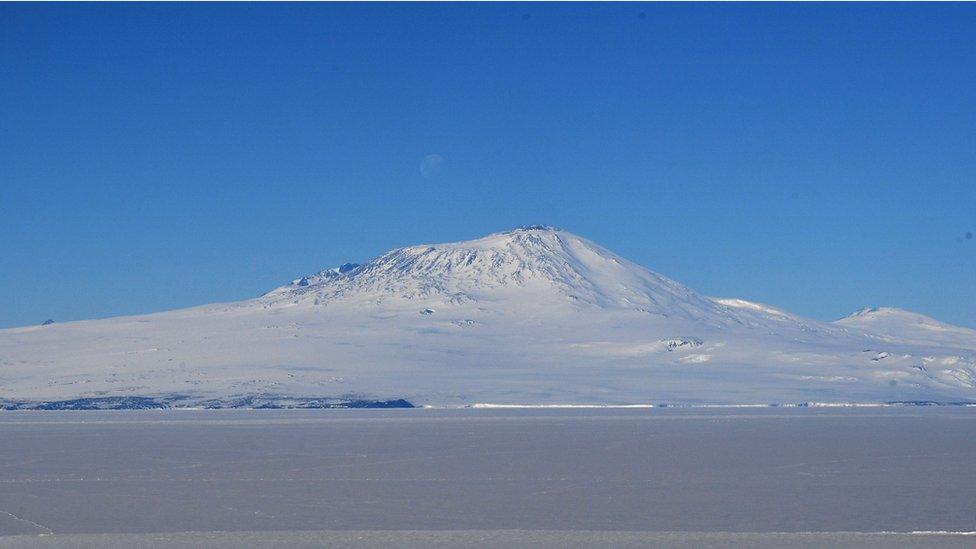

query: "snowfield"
left=1, top=226, right=974, bottom=408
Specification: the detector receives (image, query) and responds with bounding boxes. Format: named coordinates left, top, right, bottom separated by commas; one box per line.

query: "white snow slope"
left=2, top=226, right=974, bottom=407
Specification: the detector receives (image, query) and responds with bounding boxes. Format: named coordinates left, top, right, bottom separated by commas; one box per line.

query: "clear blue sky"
left=1, top=3, right=974, bottom=329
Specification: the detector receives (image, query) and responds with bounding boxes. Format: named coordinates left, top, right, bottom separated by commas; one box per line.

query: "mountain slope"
left=1, top=226, right=974, bottom=407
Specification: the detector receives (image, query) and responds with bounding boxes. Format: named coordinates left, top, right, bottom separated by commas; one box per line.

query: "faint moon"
left=420, top=154, right=445, bottom=179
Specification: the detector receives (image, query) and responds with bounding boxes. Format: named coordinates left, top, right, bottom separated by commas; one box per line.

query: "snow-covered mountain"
left=1, top=226, right=974, bottom=408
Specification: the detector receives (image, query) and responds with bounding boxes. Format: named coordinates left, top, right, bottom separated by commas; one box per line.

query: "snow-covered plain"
left=1, top=226, right=974, bottom=408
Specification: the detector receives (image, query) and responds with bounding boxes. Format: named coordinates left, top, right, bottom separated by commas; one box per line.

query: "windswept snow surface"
left=1, top=226, right=974, bottom=407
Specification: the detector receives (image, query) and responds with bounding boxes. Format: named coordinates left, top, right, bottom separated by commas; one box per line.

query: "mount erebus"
left=2, top=226, right=974, bottom=408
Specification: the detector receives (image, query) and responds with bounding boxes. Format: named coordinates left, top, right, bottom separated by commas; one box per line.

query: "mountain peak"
left=506, top=224, right=562, bottom=233
left=844, top=307, right=900, bottom=318
left=264, top=227, right=727, bottom=320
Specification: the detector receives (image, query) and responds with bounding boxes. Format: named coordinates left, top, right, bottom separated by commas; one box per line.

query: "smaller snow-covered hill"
left=835, top=307, right=976, bottom=350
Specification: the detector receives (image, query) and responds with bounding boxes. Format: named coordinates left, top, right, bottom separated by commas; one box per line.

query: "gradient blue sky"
left=1, top=3, right=974, bottom=329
